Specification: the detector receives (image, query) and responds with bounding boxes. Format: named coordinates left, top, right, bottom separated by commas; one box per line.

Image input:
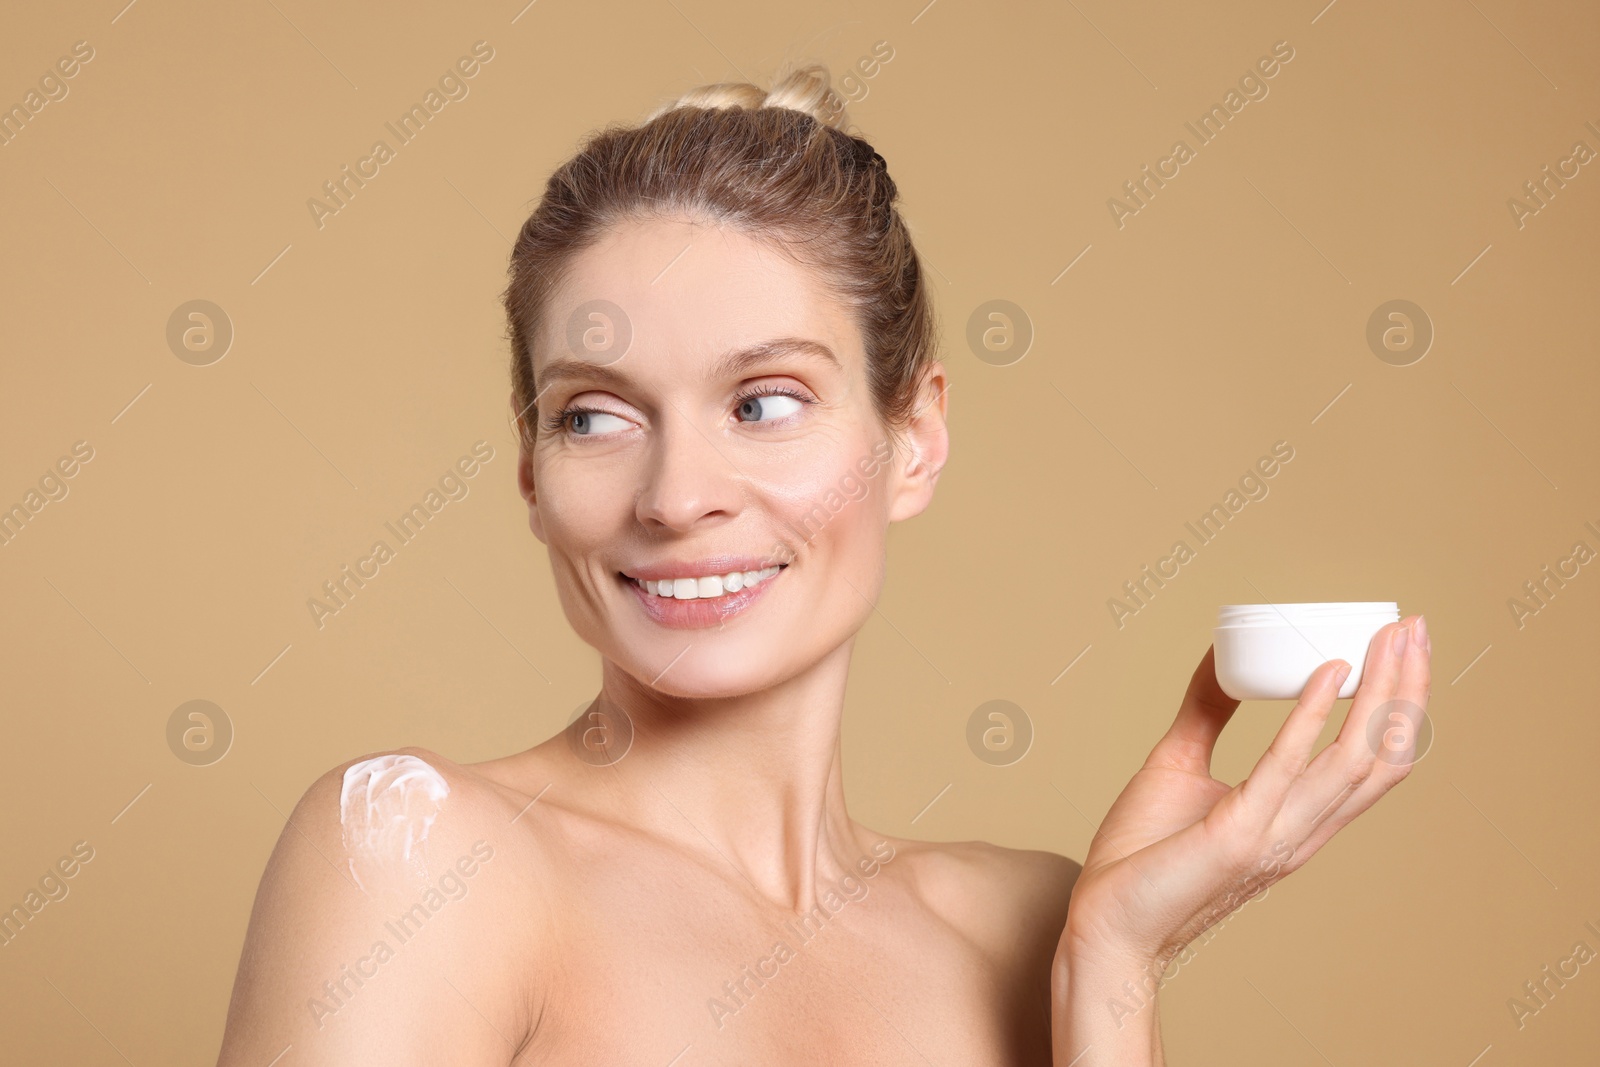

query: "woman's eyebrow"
left=536, top=336, right=840, bottom=392
left=536, top=358, right=629, bottom=392
left=711, top=337, right=840, bottom=378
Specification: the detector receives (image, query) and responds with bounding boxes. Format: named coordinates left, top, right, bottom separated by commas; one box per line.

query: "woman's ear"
left=887, top=361, right=950, bottom=523
left=511, top=391, right=547, bottom=544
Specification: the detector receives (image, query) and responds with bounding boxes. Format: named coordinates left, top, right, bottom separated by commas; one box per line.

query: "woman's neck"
left=584, top=638, right=874, bottom=915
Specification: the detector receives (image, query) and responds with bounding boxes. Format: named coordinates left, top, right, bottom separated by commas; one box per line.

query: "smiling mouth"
left=618, top=560, right=789, bottom=630
left=627, top=565, right=784, bottom=601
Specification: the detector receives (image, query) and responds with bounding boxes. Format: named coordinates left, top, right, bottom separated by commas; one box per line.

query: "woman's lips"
left=622, top=565, right=785, bottom=629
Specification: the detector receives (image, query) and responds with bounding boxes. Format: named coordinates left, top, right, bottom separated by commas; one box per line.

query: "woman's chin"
left=607, top=638, right=807, bottom=700
left=635, top=673, right=771, bottom=700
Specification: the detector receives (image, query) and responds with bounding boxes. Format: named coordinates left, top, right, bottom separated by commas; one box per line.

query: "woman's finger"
left=1285, top=616, right=1430, bottom=839
left=1236, top=657, right=1350, bottom=813
left=1145, top=645, right=1239, bottom=775
left=1327, top=616, right=1418, bottom=758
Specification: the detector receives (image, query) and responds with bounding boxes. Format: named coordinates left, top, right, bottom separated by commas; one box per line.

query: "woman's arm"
left=1050, top=617, right=1430, bottom=1064
left=1051, top=929, right=1166, bottom=1064
left=216, top=747, right=539, bottom=1066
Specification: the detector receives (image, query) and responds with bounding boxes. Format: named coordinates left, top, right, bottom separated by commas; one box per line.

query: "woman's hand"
left=1051, top=615, right=1431, bottom=1062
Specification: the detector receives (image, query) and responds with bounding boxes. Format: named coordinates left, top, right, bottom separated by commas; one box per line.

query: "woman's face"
left=519, top=214, right=946, bottom=698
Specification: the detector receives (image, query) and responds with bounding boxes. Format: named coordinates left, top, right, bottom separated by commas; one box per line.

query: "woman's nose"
left=634, top=417, right=743, bottom=532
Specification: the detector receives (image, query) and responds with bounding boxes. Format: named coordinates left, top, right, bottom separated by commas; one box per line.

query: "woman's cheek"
left=763, top=446, right=890, bottom=566
left=536, top=461, right=629, bottom=602
left=541, top=456, right=626, bottom=536
left=758, top=464, right=843, bottom=548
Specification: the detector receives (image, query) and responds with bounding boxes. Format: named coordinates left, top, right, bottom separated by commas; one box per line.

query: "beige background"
left=2, top=0, right=1597, bottom=1062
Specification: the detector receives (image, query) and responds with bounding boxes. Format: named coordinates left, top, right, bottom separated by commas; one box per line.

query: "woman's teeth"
left=635, top=566, right=781, bottom=600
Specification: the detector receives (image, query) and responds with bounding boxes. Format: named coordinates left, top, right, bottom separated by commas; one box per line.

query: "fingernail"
left=1334, top=662, right=1352, bottom=687
left=1392, top=624, right=1410, bottom=656
left=1414, top=615, right=1428, bottom=651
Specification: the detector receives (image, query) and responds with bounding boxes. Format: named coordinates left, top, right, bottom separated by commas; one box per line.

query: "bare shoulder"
left=268, top=744, right=540, bottom=891
left=885, top=834, right=1082, bottom=953
left=332, top=744, right=536, bottom=827
left=217, top=746, right=544, bottom=1065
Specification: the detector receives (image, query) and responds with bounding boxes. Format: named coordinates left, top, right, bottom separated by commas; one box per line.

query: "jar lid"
left=1217, top=601, right=1399, bottom=627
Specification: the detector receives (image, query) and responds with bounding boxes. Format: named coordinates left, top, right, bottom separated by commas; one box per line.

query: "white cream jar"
left=1214, top=602, right=1399, bottom=700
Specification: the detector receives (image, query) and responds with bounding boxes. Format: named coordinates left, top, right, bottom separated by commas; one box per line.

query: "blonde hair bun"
left=647, top=62, right=851, bottom=132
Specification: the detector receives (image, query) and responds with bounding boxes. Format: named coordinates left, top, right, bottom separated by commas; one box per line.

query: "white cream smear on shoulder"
left=339, top=754, right=450, bottom=892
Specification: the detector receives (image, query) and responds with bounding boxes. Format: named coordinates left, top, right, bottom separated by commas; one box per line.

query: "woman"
left=217, top=64, right=1431, bottom=1064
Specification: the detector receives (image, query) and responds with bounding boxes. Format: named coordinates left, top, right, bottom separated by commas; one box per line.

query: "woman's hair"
left=501, top=63, right=938, bottom=451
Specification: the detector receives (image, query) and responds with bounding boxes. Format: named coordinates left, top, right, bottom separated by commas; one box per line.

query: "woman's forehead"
left=536, top=217, right=864, bottom=380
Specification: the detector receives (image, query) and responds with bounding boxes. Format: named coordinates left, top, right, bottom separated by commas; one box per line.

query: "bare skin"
left=216, top=734, right=1077, bottom=1064
left=216, top=213, right=1430, bottom=1065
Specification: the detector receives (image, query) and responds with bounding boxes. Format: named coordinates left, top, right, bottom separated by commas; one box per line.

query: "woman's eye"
left=735, top=394, right=804, bottom=423
left=568, top=411, right=630, bottom=435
